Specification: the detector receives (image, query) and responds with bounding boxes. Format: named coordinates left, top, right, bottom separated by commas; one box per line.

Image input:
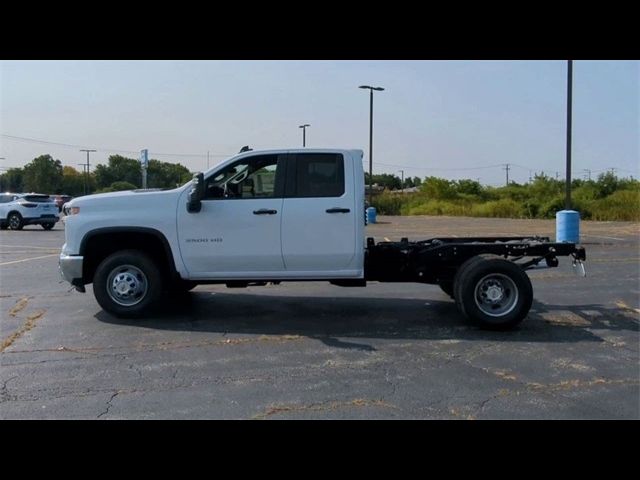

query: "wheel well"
left=81, top=230, right=176, bottom=284
left=7, top=210, right=22, bottom=219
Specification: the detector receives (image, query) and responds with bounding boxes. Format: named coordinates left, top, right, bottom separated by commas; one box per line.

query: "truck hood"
left=68, top=187, right=184, bottom=207
left=68, top=187, right=185, bottom=211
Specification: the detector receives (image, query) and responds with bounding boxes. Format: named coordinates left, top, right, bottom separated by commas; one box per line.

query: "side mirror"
left=187, top=172, right=205, bottom=213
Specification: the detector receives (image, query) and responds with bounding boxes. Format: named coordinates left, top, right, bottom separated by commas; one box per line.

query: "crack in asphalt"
left=2, top=334, right=306, bottom=357
left=1, top=309, right=47, bottom=353
left=7, top=297, right=30, bottom=317
left=97, top=391, right=120, bottom=419
left=252, top=398, right=397, bottom=419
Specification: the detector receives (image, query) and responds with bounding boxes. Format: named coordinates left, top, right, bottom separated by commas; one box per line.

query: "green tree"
left=420, top=176, right=457, bottom=199
left=146, top=159, right=191, bottom=188
left=0, top=167, right=25, bottom=192
left=61, top=166, right=86, bottom=196
left=594, top=171, right=619, bottom=198
left=94, top=155, right=141, bottom=189
left=22, top=155, right=63, bottom=193
left=455, top=179, right=483, bottom=196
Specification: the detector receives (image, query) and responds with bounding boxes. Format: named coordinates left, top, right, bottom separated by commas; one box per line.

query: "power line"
left=372, top=161, right=504, bottom=172
left=0, top=134, right=231, bottom=158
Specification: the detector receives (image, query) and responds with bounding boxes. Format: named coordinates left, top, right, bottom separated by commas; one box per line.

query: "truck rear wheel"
left=454, top=257, right=533, bottom=330
left=93, top=250, right=163, bottom=318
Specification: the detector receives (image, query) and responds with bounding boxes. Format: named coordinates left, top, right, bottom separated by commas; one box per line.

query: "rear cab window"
left=287, top=153, right=345, bottom=198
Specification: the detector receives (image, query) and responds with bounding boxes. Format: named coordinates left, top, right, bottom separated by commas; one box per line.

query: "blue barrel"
left=366, top=207, right=377, bottom=225
left=556, top=210, right=580, bottom=243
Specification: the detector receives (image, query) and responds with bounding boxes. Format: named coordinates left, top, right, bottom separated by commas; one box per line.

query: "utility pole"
left=207, top=150, right=210, bottom=170
left=565, top=60, right=573, bottom=210
left=609, top=167, right=617, bottom=176
left=583, top=169, right=591, bottom=181
left=140, top=149, right=149, bottom=189
left=529, top=170, right=532, bottom=183
left=79, top=149, right=96, bottom=195
left=398, top=170, right=404, bottom=190
left=299, top=124, right=310, bottom=147
left=555, top=171, right=560, bottom=180
left=503, top=163, right=510, bottom=186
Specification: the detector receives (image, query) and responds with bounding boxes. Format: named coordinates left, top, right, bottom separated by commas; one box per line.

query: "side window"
left=292, top=153, right=344, bottom=198
left=204, top=154, right=281, bottom=200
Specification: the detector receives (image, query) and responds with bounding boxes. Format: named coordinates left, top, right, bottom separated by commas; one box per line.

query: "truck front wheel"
left=93, top=250, right=163, bottom=318
left=455, top=257, right=533, bottom=330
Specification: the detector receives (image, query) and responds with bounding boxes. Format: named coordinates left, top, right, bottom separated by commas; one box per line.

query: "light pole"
left=359, top=85, right=384, bottom=205
left=565, top=60, right=573, bottom=210
left=299, top=124, right=310, bottom=147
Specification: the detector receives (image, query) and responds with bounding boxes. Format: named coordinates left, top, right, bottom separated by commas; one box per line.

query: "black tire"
left=452, top=255, right=493, bottom=306
left=8, top=213, right=23, bottom=230
left=438, top=282, right=454, bottom=298
left=0, top=223, right=7, bottom=230
left=41, top=223, right=55, bottom=230
left=93, top=250, right=164, bottom=318
left=454, top=257, right=533, bottom=330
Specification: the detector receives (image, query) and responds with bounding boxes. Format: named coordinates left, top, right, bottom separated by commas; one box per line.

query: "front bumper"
left=59, top=254, right=84, bottom=291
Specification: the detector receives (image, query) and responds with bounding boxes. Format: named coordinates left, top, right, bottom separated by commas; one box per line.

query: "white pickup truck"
left=59, top=148, right=585, bottom=330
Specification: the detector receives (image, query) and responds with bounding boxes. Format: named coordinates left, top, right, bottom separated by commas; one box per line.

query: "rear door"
left=280, top=152, right=359, bottom=276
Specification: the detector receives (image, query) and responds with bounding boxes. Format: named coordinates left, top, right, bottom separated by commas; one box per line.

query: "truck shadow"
left=95, top=290, right=639, bottom=348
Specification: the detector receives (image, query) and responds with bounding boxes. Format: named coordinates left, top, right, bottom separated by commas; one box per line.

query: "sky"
left=0, top=60, right=638, bottom=186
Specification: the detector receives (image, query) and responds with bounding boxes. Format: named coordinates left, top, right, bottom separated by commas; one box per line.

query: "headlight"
left=66, top=206, right=80, bottom=215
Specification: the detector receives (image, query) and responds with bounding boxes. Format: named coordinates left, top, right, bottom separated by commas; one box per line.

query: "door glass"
left=205, top=155, right=279, bottom=200
left=293, top=154, right=344, bottom=198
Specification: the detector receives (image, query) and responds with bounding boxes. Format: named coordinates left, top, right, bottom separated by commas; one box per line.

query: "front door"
left=177, top=153, right=286, bottom=278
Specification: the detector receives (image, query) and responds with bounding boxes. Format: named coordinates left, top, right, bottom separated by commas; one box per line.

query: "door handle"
left=326, top=208, right=350, bottom=214
left=253, top=209, right=278, bottom=215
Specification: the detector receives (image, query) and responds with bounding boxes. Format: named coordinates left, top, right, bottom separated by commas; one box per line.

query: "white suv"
left=0, top=193, right=60, bottom=230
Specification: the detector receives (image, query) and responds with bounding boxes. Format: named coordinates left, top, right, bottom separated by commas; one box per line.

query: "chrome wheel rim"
left=106, top=264, right=148, bottom=307
left=474, top=273, right=518, bottom=317
left=9, top=215, right=20, bottom=229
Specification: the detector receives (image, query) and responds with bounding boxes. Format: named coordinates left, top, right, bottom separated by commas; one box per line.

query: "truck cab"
left=177, top=149, right=365, bottom=280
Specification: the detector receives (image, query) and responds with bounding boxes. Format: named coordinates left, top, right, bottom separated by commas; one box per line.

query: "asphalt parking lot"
left=1, top=216, right=638, bottom=419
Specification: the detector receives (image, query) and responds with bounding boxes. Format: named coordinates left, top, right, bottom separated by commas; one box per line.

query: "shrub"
left=590, top=190, right=640, bottom=221
left=470, top=199, right=523, bottom=218
left=110, top=181, right=138, bottom=191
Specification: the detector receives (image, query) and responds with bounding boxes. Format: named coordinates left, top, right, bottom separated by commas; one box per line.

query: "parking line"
left=0, top=244, right=61, bottom=250
left=0, top=254, right=58, bottom=266
left=581, top=234, right=625, bottom=241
